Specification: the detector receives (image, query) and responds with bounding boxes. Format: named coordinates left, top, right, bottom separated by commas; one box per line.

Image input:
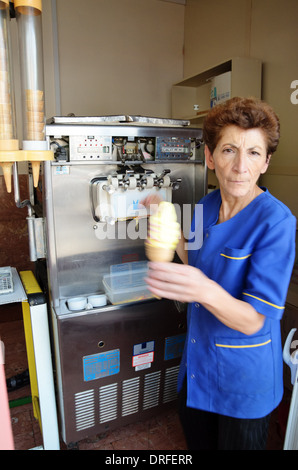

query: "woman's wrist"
left=198, top=277, right=218, bottom=306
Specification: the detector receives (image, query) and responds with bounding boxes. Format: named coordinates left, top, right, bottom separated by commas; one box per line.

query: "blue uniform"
left=178, top=188, right=296, bottom=419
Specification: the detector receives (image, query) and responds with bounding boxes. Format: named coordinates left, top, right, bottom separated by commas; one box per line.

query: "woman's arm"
left=146, top=262, right=265, bottom=335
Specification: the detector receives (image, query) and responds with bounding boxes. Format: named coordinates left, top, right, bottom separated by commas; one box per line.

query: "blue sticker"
left=164, top=334, right=186, bottom=361
left=83, top=349, right=120, bottom=382
left=133, top=341, right=155, bottom=356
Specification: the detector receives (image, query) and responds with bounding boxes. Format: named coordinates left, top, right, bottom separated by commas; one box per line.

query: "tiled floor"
left=9, top=388, right=186, bottom=451
left=0, top=314, right=289, bottom=451
left=1, top=314, right=188, bottom=451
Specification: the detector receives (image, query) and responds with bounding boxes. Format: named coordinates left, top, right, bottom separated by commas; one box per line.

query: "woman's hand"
left=145, top=261, right=209, bottom=303
left=139, top=194, right=162, bottom=216
left=146, top=261, right=265, bottom=335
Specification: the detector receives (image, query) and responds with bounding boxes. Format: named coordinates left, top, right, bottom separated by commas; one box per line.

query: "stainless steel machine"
left=43, top=115, right=206, bottom=445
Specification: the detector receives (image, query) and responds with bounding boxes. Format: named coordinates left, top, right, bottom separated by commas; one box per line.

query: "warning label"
left=132, top=351, right=154, bottom=367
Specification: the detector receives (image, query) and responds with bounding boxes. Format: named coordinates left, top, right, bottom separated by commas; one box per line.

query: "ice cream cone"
left=145, top=201, right=180, bottom=263
left=145, top=243, right=175, bottom=262
left=1, top=161, right=13, bottom=193
left=31, top=161, right=40, bottom=187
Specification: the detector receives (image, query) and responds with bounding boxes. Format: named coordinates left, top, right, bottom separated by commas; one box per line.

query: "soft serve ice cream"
left=145, top=201, right=180, bottom=262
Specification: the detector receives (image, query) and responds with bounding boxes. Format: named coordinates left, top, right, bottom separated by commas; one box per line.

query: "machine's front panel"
left=56, top=299, right=187, bottom=444
left=48, top=161, right=202, bottom=304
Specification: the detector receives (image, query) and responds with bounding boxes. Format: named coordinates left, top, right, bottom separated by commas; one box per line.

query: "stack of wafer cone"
left=0, top=45, right=15, bottom=193
left=26, top=88, right=45, bottom=140
left=25, top=89, right=45, bottom=187
left=0, top=47, right=13, bottom=140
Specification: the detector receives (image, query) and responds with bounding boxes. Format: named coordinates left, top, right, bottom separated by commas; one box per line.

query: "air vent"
left=143, top=370, right=161, bottom=410
left=99, top=383, right=118, bottom=423
left=122, top=377, right=140, bottom=417
left=74, top=389, right=95, bottom=431
left=163, top=365, right=179, bottom=403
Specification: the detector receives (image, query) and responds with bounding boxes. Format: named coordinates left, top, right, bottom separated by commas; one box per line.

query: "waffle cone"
left=31, top=161, right=41, bottom=187
left=1, top=162, right=13, bottom=193
left=145, top=243, right=174, bottom=262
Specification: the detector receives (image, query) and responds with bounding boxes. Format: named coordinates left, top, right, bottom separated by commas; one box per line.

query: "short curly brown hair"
left=203, top=97, right=280, bottom=156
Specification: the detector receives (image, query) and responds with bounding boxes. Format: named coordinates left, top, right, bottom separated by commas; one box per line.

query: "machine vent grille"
left=99, top=383, right=118, bottom=424
left=143, top=370, right=161, bottom=410
left=122, top=377, right=140, bottom=417
left=74, top=389, right=95, bottom=432
left=163, top=365, right=179, bottom=403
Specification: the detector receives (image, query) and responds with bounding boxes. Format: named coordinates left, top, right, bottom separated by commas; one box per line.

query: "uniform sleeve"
left=241, top=214, right=296, bottom=320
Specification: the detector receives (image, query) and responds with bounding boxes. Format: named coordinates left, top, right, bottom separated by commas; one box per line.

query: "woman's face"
left=205, top=125, right=270, bottom=200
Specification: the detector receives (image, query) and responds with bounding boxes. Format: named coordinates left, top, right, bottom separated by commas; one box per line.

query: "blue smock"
left=177, top=188, right=296, bottom=419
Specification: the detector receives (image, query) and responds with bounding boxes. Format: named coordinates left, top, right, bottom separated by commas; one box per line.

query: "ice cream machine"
left=43, top=116, right=206, bottom=444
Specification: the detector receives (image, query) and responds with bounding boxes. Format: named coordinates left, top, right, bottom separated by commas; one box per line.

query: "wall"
left=183, top=0, right=298, bottom=218
left=249, top=0, right=298, bottom=218
left=0, top=176, right=34, bottom=273
left=56, top=0, right=185, bottom=117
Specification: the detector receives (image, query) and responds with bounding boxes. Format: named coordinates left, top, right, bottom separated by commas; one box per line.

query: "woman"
left=145, top=97, right=296, bottom=450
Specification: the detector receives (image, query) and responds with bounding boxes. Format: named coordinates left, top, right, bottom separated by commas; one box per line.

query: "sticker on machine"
left=132, top=351, right=154, bottom=368
left=54, top=165, right=69, bottom=175
left=164, top=334, right=186, bottom=361
left=132, top=341, right=154, bottom=369
left=135, top=363, right=151, bottom=372
left=83, top=349, right=120, bottom=382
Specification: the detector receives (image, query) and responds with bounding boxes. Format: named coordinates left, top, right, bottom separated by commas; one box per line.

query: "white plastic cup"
left=67, top=297, right=87, bottom=311
left=87, top=294, right=107, bottom=308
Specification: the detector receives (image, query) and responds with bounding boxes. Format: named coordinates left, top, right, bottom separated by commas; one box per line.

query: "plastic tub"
left=103, top=267, right=153, bottom=305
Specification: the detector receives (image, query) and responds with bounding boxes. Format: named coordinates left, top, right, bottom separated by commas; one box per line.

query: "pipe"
left=13, top=161, right=32, bottom=213
left=9, top=396, right=32, bottom=409
left=7, top=369, right=30, bottom=392
left=13, top=161, right=39, bottom=261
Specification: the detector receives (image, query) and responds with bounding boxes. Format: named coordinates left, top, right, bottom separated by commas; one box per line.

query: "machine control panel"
left=69, top=135, right=114, bottom=161
left=155, top=136, right=191, bottom=160
left=52, top=134, right=200, bottom=162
